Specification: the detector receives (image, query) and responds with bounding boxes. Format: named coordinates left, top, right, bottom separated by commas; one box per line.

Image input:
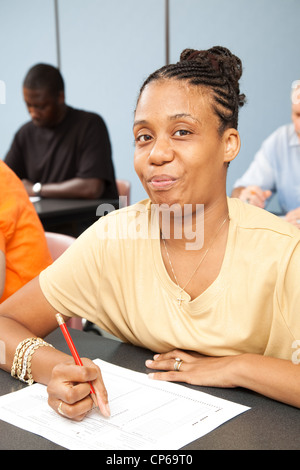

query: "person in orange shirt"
left=0, top=160, right=52, bottom=302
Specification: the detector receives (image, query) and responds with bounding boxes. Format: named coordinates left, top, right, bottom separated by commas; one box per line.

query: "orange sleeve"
left=0, top=161, right=52, bottom=302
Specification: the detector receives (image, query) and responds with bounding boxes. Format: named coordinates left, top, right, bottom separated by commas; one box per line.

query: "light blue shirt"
left=233, top=124, right=300, bottom=213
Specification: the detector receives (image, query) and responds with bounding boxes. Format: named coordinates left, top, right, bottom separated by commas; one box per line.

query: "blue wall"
left=1, top=0, right=299, bottom=204
left=0, top=0, right=57, bottom=165
left=170, top=0, right=300, bottom=200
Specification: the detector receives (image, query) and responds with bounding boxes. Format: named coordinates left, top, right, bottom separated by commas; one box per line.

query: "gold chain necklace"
left=162, top=214, right=229, bottom=307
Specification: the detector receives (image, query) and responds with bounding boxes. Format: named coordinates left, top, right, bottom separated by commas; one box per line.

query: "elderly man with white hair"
left=232, top=81, right=300, bottom=228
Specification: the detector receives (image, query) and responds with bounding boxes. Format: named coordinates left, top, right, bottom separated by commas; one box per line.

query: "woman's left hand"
left=145, top=349, right=238, bottom=388
left=146, top=349, right=300, bottom=408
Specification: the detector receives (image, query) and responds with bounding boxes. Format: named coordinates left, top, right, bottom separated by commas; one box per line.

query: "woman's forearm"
left=0, top=316, right=71, bottom=385
left=232, top=353, right=300, bottom=408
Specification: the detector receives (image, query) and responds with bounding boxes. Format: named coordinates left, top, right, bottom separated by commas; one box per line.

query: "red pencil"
left=55, top=313, right=98, bottom=407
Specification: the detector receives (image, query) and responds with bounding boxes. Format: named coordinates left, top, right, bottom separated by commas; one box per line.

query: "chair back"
left=45, top=231, right=76, bottom=259
left=45, top=232, right=82, bottom=330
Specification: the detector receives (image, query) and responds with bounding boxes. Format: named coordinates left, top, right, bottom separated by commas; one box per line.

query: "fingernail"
left=102, top=403, right=111, bottom=418
left=105, top=403, right=111, bottom=416
left=145, top=360, right=153, bottom=366
left=148, top=373, right=154, bottom=379
left=153, top=354, right=160, bottom=360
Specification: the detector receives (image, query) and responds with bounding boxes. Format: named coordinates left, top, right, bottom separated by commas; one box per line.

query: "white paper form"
left=0, top=359, right=250, bottom=450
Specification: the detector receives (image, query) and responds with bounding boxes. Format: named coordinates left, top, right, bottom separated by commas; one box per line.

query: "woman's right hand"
left=47, top=359, right=110, bottom=421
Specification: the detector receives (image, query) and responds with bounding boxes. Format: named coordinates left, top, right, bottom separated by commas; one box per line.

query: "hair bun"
left=179, top=49, right=201, bottom=62
left=179, top=46, right=245, bottom=107
left=180, top=46, right=241, bottom=80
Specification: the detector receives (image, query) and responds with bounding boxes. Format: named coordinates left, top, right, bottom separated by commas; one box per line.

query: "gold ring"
left=58, top=401, right=66, bottom=416
left=174, top=357, right=183, bottom=371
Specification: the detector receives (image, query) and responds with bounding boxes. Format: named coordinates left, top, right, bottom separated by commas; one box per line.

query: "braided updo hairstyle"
left=138, top=46, right=246, bottom=135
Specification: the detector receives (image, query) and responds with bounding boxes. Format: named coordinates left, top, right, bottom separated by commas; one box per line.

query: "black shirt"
left=4, top=106, right=118, bottom=198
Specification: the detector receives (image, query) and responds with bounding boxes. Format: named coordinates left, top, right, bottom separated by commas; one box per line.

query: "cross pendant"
left=177, top=292, right=184, bottom=307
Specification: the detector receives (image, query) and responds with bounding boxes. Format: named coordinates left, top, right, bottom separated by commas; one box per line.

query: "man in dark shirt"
left=5, top=64, right=118, bottom=200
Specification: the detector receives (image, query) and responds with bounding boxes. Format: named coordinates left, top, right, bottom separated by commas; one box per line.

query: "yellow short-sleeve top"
left=39, top=198, right=300, bottom=360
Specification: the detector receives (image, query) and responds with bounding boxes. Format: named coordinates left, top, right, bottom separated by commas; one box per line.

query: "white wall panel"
left=0, top=0, right=57, bottom=161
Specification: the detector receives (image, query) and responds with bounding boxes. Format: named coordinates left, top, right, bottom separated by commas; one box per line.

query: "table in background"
left=0, top=329, right=299, bottom=450
left=34, top=198, right=119, bottom=237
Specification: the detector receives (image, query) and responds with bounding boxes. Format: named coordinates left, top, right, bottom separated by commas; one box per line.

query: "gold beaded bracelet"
left=11, top=338, right=35, bottom=378
left=11, top=337, right=54, bottom=385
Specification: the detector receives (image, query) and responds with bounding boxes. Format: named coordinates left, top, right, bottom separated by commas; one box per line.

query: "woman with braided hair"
left=1, top=46, right=300, bottom=420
